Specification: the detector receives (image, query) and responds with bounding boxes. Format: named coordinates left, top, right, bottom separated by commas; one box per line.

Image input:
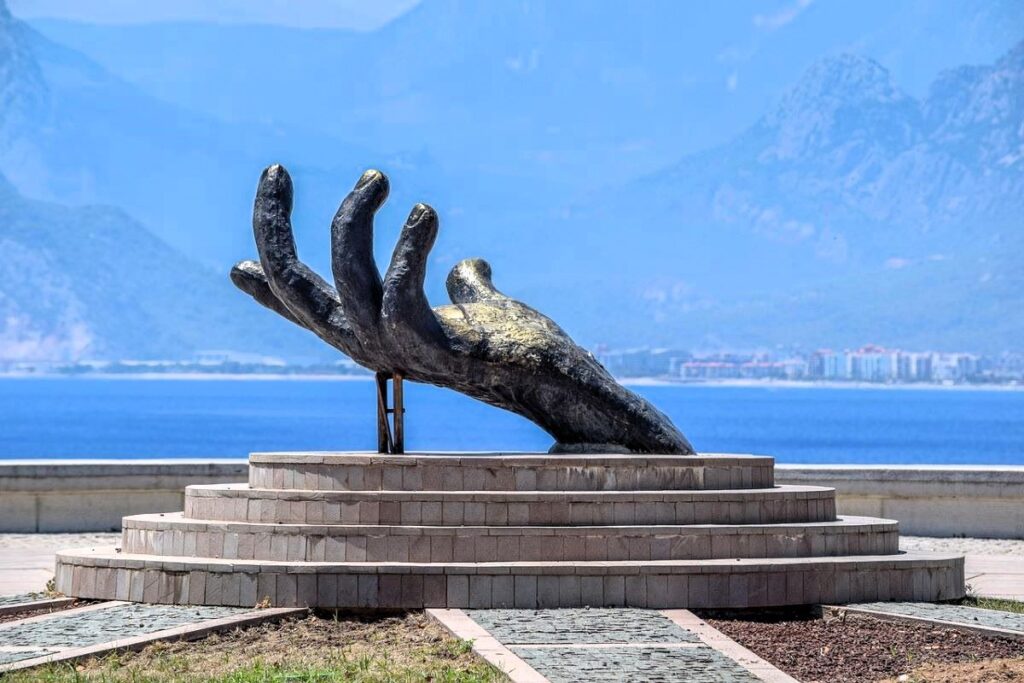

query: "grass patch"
left=882, top=657, right=1024, bottom=683
left=957, top=595, right=1024, bottom=615
left=1, top=612, right=505, bottom=682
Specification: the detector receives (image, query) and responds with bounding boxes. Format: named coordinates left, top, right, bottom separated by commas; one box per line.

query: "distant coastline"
left=1, top=371, right=1021, bottom=391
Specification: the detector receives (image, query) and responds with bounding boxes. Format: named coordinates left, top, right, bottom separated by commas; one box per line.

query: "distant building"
left=680, top=361, right=741, bottom=379
left=596, top=348, right=691, bottom=377
left=587, top=344, right=1010, bottom=385
left=848, top=345, right=898, bottom=382
left=194, top=350, right=287, bottom=366
left=809, top=350, right=847, bottom=379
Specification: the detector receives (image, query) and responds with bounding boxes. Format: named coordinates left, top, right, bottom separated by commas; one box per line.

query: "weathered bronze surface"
left=231, top=165, right=694, bottom=454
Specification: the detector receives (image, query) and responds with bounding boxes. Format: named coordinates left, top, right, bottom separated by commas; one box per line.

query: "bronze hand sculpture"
left=232, top=165, right=694, bottom=454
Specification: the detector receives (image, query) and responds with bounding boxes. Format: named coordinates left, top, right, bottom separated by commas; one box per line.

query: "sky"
left=1, top=0, right=1021, bottom=358
left=8, top=0, right=421, bottom=30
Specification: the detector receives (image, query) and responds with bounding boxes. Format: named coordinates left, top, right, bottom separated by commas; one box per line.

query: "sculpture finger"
left=230, top=260, right=304, bottom=327
left=446, top=258, right=510, bottom=304
left=252, top=164, right=358, bottom=351
left=331, top=170, right=389, bottom=351
left=382, top=204, right=448, bottom=354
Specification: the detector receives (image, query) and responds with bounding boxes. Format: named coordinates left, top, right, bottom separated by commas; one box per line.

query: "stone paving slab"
left=439, top=608, right=796, bottom=682
left=844, top=601, right=1024, bottom=637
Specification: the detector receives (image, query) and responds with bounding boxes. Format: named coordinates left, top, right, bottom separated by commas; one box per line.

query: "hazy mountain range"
left=0, top=170, right=323, bottom=360
left=0, top=0, right=1021, bottom=361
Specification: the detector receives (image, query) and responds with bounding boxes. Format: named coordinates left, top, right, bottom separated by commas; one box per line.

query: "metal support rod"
left=375, top=371, right=393, bottom=454
left=392, top=372, right=404, bottom=454
left=375, top=371, right=405, bottom=454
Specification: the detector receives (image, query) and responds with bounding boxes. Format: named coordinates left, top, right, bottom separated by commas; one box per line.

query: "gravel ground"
left=900, top=536, right=1024, bottom=556
left=704, top=609, right=1024, bottom=683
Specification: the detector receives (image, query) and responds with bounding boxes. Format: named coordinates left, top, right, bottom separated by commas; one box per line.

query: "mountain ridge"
left=0, top=168, right=325, bottom=361
left=542, top=41, right=1023, bottom=352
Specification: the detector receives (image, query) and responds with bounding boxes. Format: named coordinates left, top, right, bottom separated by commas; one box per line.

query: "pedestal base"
left=55, top=453, right=965, bottom=608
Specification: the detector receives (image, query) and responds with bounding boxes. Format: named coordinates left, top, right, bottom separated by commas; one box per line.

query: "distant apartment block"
left=595, top=347, right=692, bottom=378
left=807, top=346, right=981, bottom=383
left=592, top=344, right=1019, bottom=385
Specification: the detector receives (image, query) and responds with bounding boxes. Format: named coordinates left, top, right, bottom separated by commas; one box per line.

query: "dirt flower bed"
left=4, top=611, right=504, bottom=682
left=703, top=608, right=1024, bottom=683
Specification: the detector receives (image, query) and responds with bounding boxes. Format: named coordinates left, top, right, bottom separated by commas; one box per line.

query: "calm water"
left=1, top=378, right=1022, bottom=464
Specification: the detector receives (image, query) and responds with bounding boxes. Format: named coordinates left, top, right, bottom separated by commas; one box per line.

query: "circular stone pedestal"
left=55, top=452, right=964, bottom=609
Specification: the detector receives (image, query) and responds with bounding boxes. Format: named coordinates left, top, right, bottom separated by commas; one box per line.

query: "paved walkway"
left=0, top=534, right=119, bottom=596
left=901, top=536, right=1024, bottom=600
left=433, top=608, right=796, bottom=682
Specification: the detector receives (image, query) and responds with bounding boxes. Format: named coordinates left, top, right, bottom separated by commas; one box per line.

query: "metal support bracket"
left=375, top=371, right=405, bottom=454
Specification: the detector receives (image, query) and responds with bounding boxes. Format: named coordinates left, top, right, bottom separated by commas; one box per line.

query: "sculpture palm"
left=232, top=165, right=694, bottom=454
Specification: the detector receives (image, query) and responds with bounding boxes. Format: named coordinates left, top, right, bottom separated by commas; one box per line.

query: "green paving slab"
left=467, top=608, right=700, bottom=644
left=0, top=604, right=248, bottom=650
left=0, top=650, right=57, bottom=665
left=852, top=601, right=1024, bottom=634
left=465, top=608, right=770, bottom=682
left=0, top=595, right=45, bottom=608
left=512, top=644, right=762, bottom=682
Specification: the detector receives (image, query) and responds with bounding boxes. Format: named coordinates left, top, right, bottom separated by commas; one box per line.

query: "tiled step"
left=184, top=483, right=837, bottom=526
left=52, top=451, right=968, bottom=610
left=248, top=452, right=775, bottom=491
left=122, top=513, right=898, bottom=562
left=54, top=547, right=965, bottom=609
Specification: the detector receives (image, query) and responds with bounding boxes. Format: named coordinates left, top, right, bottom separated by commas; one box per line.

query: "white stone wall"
left=2, top=460, right=1021, bottom=538
left=0, top=461, right=247, bottom=532
left=776, top=465, right=1024, bottom=539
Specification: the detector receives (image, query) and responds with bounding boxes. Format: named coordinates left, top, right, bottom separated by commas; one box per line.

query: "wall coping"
left=776, top=464, right=1024, bottom=485
left=1, top=459, right=1020, bottom=477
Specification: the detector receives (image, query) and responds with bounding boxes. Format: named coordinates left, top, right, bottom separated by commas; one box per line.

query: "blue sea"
left=1, top=378, right=1022, bottom=464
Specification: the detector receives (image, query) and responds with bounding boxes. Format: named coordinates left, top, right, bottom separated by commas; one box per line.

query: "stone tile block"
left=469, top=575, right=492, bottom=608
left=447, top=575, right=469, bottom=607
left=379, top=575, right=403, bottom=609
left=604, top=576, right=626, bottom=607
left=625, top=576, right=647, bottom=607
left=492, top=576, right=514, bottom=608
left=424, top=575, right=447, bottom=607
left=357, top=575, right=379, bottom=608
